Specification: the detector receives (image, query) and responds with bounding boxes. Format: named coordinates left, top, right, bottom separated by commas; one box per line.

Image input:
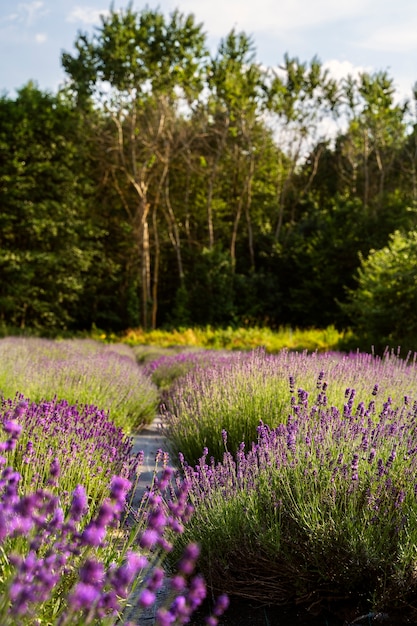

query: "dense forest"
left=1, top=5, right=417, bottom=350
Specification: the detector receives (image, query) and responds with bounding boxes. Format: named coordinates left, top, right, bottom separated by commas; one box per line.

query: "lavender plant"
left=144, top=349, right=235, bottom=390
left=0, top=396, right=140, bottom=518
left=0, top=411, right=229, bottom=625
left=162, top=347, right=417, bottom=463
left=0, top=338, right=158, bottom=431
left=172, top=377, right=417, bottom=618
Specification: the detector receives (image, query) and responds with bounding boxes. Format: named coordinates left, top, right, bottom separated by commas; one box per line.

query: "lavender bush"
left=144, top=349, right=236, bottom=390
left=0, top=408, right=228, bottom=625
left=162, top=347, right=417, bottom=463
left=171, top=371, right=417, bottom=618
left=0, top=338, right=158, bottom=431
left=1, top=396, right=139, bottom=518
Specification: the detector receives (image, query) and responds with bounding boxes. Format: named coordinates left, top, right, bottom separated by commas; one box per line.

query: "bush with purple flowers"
left=168, top=351, right=417, bottom=619
left=162, top=347, right=417, bottom=464
left=144, top=349, right=236, bottom=390
left=0, top=413, right=229, bottom=625
left=0, top=337, right=158, bottom=431
left=0, top=395, right=140, bottom=518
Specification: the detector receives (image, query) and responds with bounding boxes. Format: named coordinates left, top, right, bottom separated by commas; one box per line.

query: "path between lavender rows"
left=122, top=416, right=174, bottom=624
left=130, top=416, right=172, bottom=507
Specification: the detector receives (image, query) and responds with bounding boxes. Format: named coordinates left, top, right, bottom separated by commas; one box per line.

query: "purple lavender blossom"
left=69, top=485, right=88, bottom=521
left=0, top=395, right=141, bottom=527
left=68, top=582, right=101, bottom=611
left=139, top=588, right=156, bottom=608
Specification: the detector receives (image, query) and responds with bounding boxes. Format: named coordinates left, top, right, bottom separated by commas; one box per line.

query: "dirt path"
left=129, top=416, right=173, bottom=507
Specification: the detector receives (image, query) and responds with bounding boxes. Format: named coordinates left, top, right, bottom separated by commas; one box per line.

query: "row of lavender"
left=148, top=347, right=417, bottom=620
left=0, top=337, right=158, bottom=432
left=0, top=338, right=228, bottom=625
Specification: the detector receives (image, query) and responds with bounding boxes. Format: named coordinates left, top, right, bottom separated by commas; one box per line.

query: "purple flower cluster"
left=0, top=454, right=134, bottom=620
left=144, top=349, right=237, bottom=390
left=162, top=347, right=417, bottom=466
left=0, top=336, right=159, bottom=431
left=185, top=387, right=417, bottom=502
left=0, top=395, right=141, bottom=515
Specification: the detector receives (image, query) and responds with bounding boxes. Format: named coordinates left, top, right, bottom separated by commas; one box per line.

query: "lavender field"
left=0, top=337, right=158, bottom=431
left=1, top=337, right=417, bottom=624
left=0, top=338, right=227, bottom=626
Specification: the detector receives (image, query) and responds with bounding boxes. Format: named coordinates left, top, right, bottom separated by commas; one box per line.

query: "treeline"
left=1, top=5, right=417, bottom=345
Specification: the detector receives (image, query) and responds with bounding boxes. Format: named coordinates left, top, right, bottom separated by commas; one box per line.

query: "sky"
left=0, top=0, right=416, bottom=102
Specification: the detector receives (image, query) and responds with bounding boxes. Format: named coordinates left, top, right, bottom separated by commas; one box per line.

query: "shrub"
left=0, top=408, right=229, bottom=625
left=342, top=230, right=417, bottom=354
left=0, top=337, right=158, bottom=431
left=173, top=383, right=417, bottom=618
left=1, top=395, right=139, bottom=518
left=123, top=325, right=348, bottom=353
left=161, top=347, right=417, bottom=464
left=143, top=350, right=233, bottom=390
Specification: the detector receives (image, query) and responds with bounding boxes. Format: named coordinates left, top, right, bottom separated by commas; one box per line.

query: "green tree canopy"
left=62, top=4, right=209, bottom=329
left=0, top=83, right=101, bottom=330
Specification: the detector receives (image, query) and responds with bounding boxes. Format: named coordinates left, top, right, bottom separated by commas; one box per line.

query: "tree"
left=278, top=69, right=412, bottom=330
left=396, top=84, right=417, bottom=214
left=62, top=5, right=208, bottom=329
left=203, top=29, right=268, bottom=271
left=336, top=71, right=408, bottom=214
left=265, top=54, right=339, bottom=242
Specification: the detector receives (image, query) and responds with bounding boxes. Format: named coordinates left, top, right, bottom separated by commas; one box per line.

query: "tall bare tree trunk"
left=363, top=130, right=370, bottom=211
left=245, top=152, right=256, bottom=271
left=151, top=205, right=159, bottom=330
left=206, top=118, right=230, bottom=249
left=230, top=196, right=243, bottom=270
left=136, top=200, right=151, bottom=330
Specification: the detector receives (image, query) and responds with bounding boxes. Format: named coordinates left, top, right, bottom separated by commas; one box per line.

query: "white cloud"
left=0, top=1, right=48, bottom=45
left=0, top=2, right=47, bottom=28
left=323, top=59, right=413, bottom=106
left=67, top=7, right=110, bottom=25
left=323, top=59, right=372, bottom=81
